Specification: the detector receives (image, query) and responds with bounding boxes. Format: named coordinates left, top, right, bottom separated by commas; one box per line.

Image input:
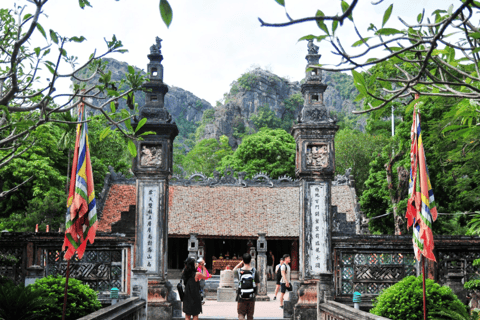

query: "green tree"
left=370, top=275, right=468, bottom=320
left=30, top=275, right=101, bottom=320
left=218, top=128, right=295, bottom=179
left=182, top=135, right=232, bottom=176
left=0, top=3, right=147, bottom=199
left=250, top=105, right=283, bottom=131
left=335, top=128, right=388, bottom=196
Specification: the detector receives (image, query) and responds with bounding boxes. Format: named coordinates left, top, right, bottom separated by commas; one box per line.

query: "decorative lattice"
left=338, top=251, right=416, bottom=296
left=46, top=249, right=123, bottom=292
left=0, top=247, right=25, bottom=285
left=437, top=250, right=480, bottom=284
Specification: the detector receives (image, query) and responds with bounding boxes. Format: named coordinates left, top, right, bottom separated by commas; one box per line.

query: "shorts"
left=276, top=278, right=281, bottom=285
left=267, top=265, right=274, bottom=274
left=281, top=283, right=287, bottom=293
left=238, top=299, right=255, bottom=320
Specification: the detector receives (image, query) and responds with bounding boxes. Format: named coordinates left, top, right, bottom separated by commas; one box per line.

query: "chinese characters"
left=143, top=186, right=159, bottom=272
left=310, top=185, right=326, bottom=274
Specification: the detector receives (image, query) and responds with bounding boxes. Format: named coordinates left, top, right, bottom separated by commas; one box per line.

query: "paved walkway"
left=173, top=280, right=290, bottom=319
left=198, top=292, right=289, bottom=318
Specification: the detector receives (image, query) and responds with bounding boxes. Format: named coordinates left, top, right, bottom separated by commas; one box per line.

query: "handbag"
left=177, top=279, right=185, bottom=301
left=286, top=282, right=293, bottom=291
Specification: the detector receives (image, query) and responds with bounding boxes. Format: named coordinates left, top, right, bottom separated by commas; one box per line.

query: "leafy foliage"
left=335, top=128, right=388, bottom=196
left=218, top=128, right=295, bottom=179
left=182, top=135, right=233, bottom=177
left=370, top=275, right=468, bottom=320
left=0, top=282, right=53, bottom=320
left=30, top=275, right=101, bottom=320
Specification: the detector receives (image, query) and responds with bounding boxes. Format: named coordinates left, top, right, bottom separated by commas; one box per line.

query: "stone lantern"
left=188, top=233, right=199, bottom=259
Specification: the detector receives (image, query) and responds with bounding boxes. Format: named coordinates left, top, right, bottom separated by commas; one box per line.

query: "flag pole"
left=422, top=256, right=426, bottom=320
left=62, top=259, right=71, bottom=320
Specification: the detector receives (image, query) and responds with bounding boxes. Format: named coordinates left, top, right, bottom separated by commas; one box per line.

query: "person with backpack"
left=233, top=253, right=260, bottom=320
left=273, top=257, right=284, bottom=300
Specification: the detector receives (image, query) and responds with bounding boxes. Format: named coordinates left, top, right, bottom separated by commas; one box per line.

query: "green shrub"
left=370, top=275, right=468, bottom=320
left=30, top=275, right=101, bottom=320
left=0, top=281, right=53, bottom=320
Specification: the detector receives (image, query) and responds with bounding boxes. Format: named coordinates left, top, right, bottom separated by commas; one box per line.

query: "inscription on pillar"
left=143, top=186, right=159, bottom=272
left=310, top=184, right=327, bottom=274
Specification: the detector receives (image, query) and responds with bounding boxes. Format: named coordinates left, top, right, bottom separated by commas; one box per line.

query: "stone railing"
left=77, top=297, right=145, bottom=320
left=319, top=300, right=390, bottom=320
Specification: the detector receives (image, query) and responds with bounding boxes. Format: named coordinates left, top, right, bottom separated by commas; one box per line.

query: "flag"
left=62, top=101, right=98, bottom=260
left=406, top=95, right=437, bottom=262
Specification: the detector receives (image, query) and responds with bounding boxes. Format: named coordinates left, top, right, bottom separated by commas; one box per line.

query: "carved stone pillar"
left=188, top=233, right=199, bottom=259
left=256, top=233, right=269, bottom=301
left=132, top=37, right=178, bottom=320
left=198, top=238, right=205, bottom=260
left=290, top=39, right=338, bottom=320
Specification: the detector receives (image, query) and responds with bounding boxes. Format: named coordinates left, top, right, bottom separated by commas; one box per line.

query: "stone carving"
left=252, top=172, right=274, bottom=188
left=170, top=168, right=297, bottom=188
left=307, top=39, right=319, bottom=55
left=334, top=168, right=352, bottom=185
left=306, top=145, right=328, bottom=167
left=305, top=108, right=327, bottom=122
left=150, top=36, right=162, bottom=55
left=140, top=146, right=162, bottom=167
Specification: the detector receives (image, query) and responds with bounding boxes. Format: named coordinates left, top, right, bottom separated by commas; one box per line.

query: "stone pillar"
left=290, top=39, right=338, bottom=320
left=188, top=233, right=199, bottom=259
left=132, top=37, right=178, bottom=320
left=256, top=233, right=269, bottom=301
left=24, top=265, right=43, bottom=286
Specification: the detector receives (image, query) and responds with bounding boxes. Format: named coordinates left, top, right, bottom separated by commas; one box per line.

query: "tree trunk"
left=385, top=150, right=405, bottom=235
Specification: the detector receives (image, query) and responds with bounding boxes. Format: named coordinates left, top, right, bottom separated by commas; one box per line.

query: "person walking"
left=182, top=257, right=209, bottom=320
left=234, top=253, right=259, bottom=320
left=267, top=251, right=275, bottom=280
left=273, top=257, right=284, bottom=300
left=279, top=254, right=291, bottom=309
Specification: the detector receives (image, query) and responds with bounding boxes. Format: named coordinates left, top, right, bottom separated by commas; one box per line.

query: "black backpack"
left=238, top=268, right=256, bottom=300
left=276, top=264, right=283, bottom=281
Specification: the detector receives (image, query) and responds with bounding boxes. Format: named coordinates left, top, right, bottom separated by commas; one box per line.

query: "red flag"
left=62, top=102, right=98, bottom=260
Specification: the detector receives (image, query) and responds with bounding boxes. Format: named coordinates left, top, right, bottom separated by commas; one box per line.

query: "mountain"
left=74, top=60, right=362, bottom=149
left=197, top=68, right=362, bottom=148
left=73, top=58, right=213, bottom=143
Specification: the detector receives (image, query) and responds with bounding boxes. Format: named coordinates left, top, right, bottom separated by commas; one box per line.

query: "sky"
left=5, top=0, right=456, bottom=106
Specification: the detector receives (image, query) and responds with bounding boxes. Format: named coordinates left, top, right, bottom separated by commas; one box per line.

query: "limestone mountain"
left=197, top=68, right=362, bottom=148
left=74, top=57, right=213, bottom=143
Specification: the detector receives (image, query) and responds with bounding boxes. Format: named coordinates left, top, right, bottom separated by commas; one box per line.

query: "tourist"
left=279, top=254, right=291, bottom=309
left=182, top=257, right=209, bottom=320
left=196, top=257, right=211, bottom=304
left=267, top=251, right=275, bottom=280
left=233, top=253, right=259, bottom=320
left=273, top=257, right=284, bottom=300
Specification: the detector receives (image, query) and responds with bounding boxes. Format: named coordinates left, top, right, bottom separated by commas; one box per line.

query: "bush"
left=30, top=275, right=101, bottom=320
left=0, top=281, right=52, bottom=320
left=370, top=275, right=468, bottom=320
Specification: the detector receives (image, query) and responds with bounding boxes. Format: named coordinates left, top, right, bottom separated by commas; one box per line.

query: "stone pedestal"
left=147, top=278, right=173, bottom=320
left=25, top=265, right=43, bottom=286
left=256, top=233, right=270, bottom=301
left=217, top=270, right=236, bottom=302
left=445, top=272, right=467, bottom=304
left=131, top=268, right=148, bottom=319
